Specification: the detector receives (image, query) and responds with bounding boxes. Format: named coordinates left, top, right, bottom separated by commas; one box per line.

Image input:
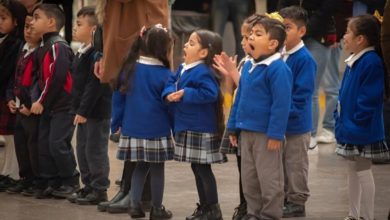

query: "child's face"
left=31, top=9, right=52, bottom=37
left=283, top=18, right=305, bottom=51
left=24, top=16, right=40, bottom=46
left=343, top=22, right=362, bottom=54
left=248, top=24, right=276, bottom=59
left=241, top=23, right=251, bottom=55
left=183, top=32, right=208, bottom=65
left=0, top=6, right=16, bottom=35
left=73, top=15, right=95, bottom=44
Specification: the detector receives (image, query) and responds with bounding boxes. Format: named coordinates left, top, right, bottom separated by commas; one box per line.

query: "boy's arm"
left=227, top=73, right=243, bottom=133
left=37, top=43, right=73, bottom=107
left=111, top=90, right=126, bottom=133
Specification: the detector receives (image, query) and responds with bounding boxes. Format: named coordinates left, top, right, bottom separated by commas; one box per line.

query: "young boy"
left=30, top=4, right=79, bottom=199
left=227, top=17, right=292, bottom=220
left=279, top=6, right=317, bottom=218
left=67, top=6, right=112, bottom=205
left=5, top=15, right=41, bottom=194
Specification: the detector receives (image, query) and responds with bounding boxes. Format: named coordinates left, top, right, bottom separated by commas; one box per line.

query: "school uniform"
left=282, top=41, right=316, bottom=206
left=71, top=43, right=112, bottom=191
left=111, top=56, right=174, bottom=163
left=227, top=53, right=292, bottom=220
left=162, top=62, right=226, bottom=164
left=335, top=47, right=390, bottom=159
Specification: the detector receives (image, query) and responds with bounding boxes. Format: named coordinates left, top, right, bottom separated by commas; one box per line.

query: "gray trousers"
left=283, top=133, right=310, bottom=205
left=76, top=118, right=110, bottom=191
left=240, top=131, right=284, bottom=220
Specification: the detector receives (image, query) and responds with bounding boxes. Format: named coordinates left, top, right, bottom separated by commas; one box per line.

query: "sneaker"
left=186, top=203, right=204, bottom=220
left=309, top=136, right=318, bottom=150
left=232, top=202, right=247, bottom=220
left=316, top=129, right=336, bottom=143
left=76, top=190, right=108, bottom=205
left=0, top=176, right=17, bottom=192
left=344, top=216, right=363, bottom=220
left=34, top=186, right=56, bottom=199
left=21, top=186, right=37, bottom=197
left=282, top=202, right=305, bottom=218
left=67, top=187, right=92, bottom=203
left=51, top=185, right=80, bottom=199
left=6, top=179, right=32, bottom=194
left=150, top=205, right=173, bottom=220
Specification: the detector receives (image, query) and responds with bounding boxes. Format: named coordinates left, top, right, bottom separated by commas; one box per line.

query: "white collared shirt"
left=0, top=35, right=8, bottom=44
left=77, top=43, right=92, bottom=57
left=345, top=47, right=375, bottom=67
left=180, top=60, right=204, bottom=75
left=22, top=43, right=37, bottom=58
left=249, top=52, right=281, bottom=73
left=137, top=56, right=164, bottom=66
left=281, top=41, right=305, bottom=61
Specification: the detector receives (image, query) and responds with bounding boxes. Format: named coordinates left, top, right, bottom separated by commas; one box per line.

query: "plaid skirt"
left=117, top=135, right=174, bottom=162
left=219, top=128, right=241, bottom=156
left=335, top=140, right=390, bottom=160
left=0, top=100, right=15, bottom=135
left=174, top=131, right=227, bottom=164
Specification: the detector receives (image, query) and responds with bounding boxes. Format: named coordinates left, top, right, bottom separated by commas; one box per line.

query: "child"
left=335, top=14, right=390, bottom=220
left=279, top=6, right=316, bottom=218
left=111, top=24, right=174, bottom=219
left=5, top=14, right=41, bottom=194
left=0, top=0, right=27, bottom=191
left=227, top=17, right=292, bottom=220
left=67, top=6, right=112, bottom=205
left=30, top=4, right=79, bottom=199
left=162, top=29, right=226, bottom=220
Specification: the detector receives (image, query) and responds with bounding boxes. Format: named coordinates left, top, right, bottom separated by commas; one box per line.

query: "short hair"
left=32, top=3, right=65, bottom=31
left=76, top=6, right=98, bottom=26
left=279, top=6, right=308, bottom=27
left=253, top=17, right=286, bottom=52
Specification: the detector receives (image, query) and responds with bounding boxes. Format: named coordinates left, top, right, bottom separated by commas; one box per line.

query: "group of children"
left=0, top=1, right=389, bottom=220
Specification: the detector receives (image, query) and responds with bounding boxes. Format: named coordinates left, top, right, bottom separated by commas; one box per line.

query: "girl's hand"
left=229, top=135, right=238, bottom=147
left=19, top=105, right=31, bottom=116
left=166, top=90, right=184, bottom=102
left=74, top=114, right=87, bottom=125
left=7, top=100, right=17, bottom=114
left=30, top=102, right=44, bottom=115
left=267, top=138, right=282, bottom=151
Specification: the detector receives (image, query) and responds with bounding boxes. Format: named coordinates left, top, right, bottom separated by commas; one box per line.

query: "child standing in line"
left=279, top=6, right=316, bottom=218
left=67, top=6, right=112, bottom=205
left=335, top=14, right=390, bottom=220
left=162, top=29, right=226, bottom=220
left=227, top=17, right=292, bottom=220
left=0, top=0, right=27, bottom=191
left=111, top=24, right=174, bottom=219
left=5, top=14, right=41, bottom=194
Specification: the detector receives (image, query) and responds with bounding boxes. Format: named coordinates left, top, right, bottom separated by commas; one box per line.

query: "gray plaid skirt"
left=219, top=128, right=241, bottom=156
left=174, top=131, right=227, bottom=164
left=117, top=135, right=174, bottom=162
left=335, top=140, right=390, bottom=160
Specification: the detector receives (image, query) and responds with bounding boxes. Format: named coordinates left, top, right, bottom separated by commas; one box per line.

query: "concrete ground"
left=0, top=140, right=389, bottom=220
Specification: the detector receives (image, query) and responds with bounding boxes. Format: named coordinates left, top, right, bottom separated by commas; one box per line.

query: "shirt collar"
left=181, top=60, right=204, bottom=75
left=22, top=43, right=37, bottom=58
left=0, top=34, right=8, bottom=44
left=137, top=56, right=164, bottom=66
left=77, top=43, right=92, bottom=55
left=345, top=47, right=375, bottom=67
left=282, top=41, right=304, bottom=61
left=249, top=53, right=281, bottom=73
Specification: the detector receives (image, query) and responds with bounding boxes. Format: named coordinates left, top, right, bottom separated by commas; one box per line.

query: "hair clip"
left=154, top=23, right=168, bottom=32
left=374, top=10, right=383, bottom=23
left=140, top=26, right=146, bottom=38
left=265, top=12, right=284, bottom=22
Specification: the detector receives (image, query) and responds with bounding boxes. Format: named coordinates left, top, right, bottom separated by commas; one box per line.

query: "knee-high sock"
left=357, top=169, right=375, bottom=220
left=348, top=160, right=361, bottom=218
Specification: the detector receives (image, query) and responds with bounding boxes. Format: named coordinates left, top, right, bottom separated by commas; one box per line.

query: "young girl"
left=335, top=14, right=390, bottom=220
left=213, top=13, right=265, bottom=220
left=111, top=24, right=174, bottom=219
left=0, top=0, right=27, bottom=190
left=162, top=29, right=226, bottom=220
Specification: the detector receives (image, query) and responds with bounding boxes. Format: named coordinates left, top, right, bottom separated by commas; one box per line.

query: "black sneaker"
left=282, top=202, right=305, bottom=218
left=150, top=205, right=173, bottom=220
left=34, top=186, right=56, bottom=199
left=6, top=179, right=32, bottom=194
left=232, top=202, right=247, bottom=220
left=186, top=203, right=204, bottom=220
left=67, top=187, right=92, bottom=203
left=76, top=190, right=108, bottom=205
left=0, top=176, right=17, bottom=192
left=21, top=186, right=37, bottom=197
left=52, top=185, right=80, bottom=199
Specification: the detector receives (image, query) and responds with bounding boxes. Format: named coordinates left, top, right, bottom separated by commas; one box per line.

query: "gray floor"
left=0, top=141, right=389, bottom=220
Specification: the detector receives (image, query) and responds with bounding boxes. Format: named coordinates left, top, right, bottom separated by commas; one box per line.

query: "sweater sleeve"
left=161, top=71, right=179, bottom=100
left=182, top=70, right=219, bottom=104
left=227, top=78, right=242, bottom=133
left=111, top=90, right=126, bottom=133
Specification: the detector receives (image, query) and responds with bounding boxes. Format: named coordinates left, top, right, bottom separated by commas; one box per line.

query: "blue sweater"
left=227, top=55, right=293, bottom=140
left=111, top=62, right=173, bottom=138
left=162, top=63, right=219, bottom=133
left=285, top=46, right=316, bottom=134
left=335, top=50, right=385, bottom=145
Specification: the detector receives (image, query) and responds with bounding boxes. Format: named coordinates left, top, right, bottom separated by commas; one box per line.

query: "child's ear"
left=48, top=17, right=56, bottom=29
left=199, top=48, right=208, bottom=59
left=268, top=39, right=279, bottom=51
left=298, top=26, right=306, bottom=38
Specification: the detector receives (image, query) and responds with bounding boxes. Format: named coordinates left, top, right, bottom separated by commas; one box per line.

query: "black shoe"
left=34, top=186, right=56, bottom=199
left=51, top=185, right=80, bottom=199
left=110, top=133, right=120, bottom=143
left=186, top=203, right=204, bottom=220
left=0, top=176, right=17, bottom=191
left=241, top=214, right=260, bottom=220
left=21, top=186, right=37, bottom=197
left=282, top=202, right=305, bottom=218
left=67, top=187, right=92, bottom=203
left=150, top=205, right=172, bottom=220
left=76, top=190, right=108, bottom=205
left=97, top=190, right=126, bottom=212
left=232, top=202, right=247, bottom=220
left=107, top=192, right=131, bottom=213
left=128, top=202, right=146, bottom=219
left=6, top=179, right=32, bottom=194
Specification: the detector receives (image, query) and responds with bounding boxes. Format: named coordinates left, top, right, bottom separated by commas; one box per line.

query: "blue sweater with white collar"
left=162, top=63, right=219, bottom=133
left=227, top=56, right=293, bottom=140
left=335, top=50, right=385, bottom=145
left=285, top=46, right=316, bottom=134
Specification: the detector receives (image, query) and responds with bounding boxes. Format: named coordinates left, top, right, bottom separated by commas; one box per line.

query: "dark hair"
left=252, top=17, right=286, bottom=52
left=32, top=3, right=65, bottom=31
left=77, top=6, right=97, bottom=26
left=0, top=0, right=27, bottom=38
left=279, top=6, right=308, bottom=27
left=243, top=13, right=267, bottom=32
left=193, top=29, right=225, bottom=136
left=118, top=25, right=172, bottom=93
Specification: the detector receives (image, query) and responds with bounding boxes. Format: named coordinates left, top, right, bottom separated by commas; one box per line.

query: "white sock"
left=348, top=161, right=361, bottom=218
left=357, top=169, right=375, bottom=220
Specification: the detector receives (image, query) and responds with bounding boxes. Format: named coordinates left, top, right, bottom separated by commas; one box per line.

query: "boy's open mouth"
left=249, top=44, right=255, bottom=51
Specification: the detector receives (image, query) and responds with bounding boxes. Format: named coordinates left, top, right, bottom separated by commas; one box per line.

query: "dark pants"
left=191, top=163, right=219, bottom=205
left=14, top=112, right=40, bottom=181
left=38, top=111, right=78, bottom=187
left=76, top=118, right=110, bottom=191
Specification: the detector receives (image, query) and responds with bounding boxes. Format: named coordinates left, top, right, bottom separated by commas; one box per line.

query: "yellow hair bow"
left=265, top=12, right=284, bottom=22
left=374, top=10, right=383, bottom=23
